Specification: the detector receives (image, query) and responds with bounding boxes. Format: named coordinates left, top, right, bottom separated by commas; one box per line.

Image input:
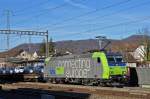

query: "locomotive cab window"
left=115, top=56, right=123, bottom=62
left=97, top=57, right=101, bottom=63
left=107, top=56, right=115, bottom=62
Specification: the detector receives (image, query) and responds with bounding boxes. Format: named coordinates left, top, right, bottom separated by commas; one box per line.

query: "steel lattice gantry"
left=0, top=29, right=49, bottom=57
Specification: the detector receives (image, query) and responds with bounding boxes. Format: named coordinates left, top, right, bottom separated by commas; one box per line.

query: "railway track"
left=0, top=73, right=42, bottom=83
left=0, top=82, right=150, bottom=99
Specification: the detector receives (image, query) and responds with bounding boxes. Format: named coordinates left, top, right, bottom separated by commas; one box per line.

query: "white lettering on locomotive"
left=58, top=58, right=91, bottom=78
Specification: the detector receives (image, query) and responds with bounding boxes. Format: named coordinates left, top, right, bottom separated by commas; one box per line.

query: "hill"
left=0, top=35, right=149, bottom=58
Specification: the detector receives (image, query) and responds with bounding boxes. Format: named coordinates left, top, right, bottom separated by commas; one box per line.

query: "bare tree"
left=137, top=28, right=150, bottom=61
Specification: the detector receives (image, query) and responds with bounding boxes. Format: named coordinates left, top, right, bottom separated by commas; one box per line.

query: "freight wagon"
left=44, top=52, right=128, bottom=86
left=136, top=66, right=150, bottom=88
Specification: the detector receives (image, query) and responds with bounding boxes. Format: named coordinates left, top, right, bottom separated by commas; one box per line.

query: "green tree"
left=40, top=38, right=55, bottom=56
left=145, top=37, right=150, bottom=61
left=49, top=37, right=55, bottom=55
left=138, top=28, right=150, bottom=61
left=40, top=39, right=46, bottom=55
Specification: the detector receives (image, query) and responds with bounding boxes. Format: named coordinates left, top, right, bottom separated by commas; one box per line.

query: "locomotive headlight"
left=122, top=71, right=126, bottom=74
left=110, top=71, right=113, bottom=74
left=109, top=76, right=112, bottom=79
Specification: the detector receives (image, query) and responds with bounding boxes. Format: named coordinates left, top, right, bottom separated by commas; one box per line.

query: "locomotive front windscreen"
left=107, top=56, right=115, bottom=62
left=107, top=55, right=124, bottom=62
left=107, top=55, right=125, bottom=66
left=115, top=56, right=123, bottom=62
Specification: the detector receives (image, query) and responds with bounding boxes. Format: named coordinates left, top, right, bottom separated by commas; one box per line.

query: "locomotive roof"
left=52, top=53, right=92, bottom=59
left=51, top=52, right=123, bottom=60
left=106, top=52, right=122, bottom=56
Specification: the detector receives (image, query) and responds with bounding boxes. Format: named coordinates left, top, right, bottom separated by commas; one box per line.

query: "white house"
left=131, top=45, right=145, bottom=62
left=33, top=52, right=39, bottom=59
left=0, top=58, right=6, bottom=67
left=17, top=50, right=39, bottom=60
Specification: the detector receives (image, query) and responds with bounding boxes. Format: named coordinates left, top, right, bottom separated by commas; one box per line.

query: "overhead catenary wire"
left=0, top=35, right=44, bottom=49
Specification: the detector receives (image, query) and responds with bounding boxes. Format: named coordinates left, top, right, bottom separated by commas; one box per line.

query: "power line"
left=12, top=0, right=90, bottom=27
left=85, top=17, right=150, bottom=33
left=49, top=0, right=150, bottom=30
left=80, top=0, right=150, bottom=23
left=14, top=0, right=51, bottom=16
left=38, top=0, right=131, bottom=30
left=14, top=0, right=87, bottom=16
left=57, top=16, right=150, bottom=37
left=48, top=22, right=108, bottom=30
left=13, top=3, right=67, bottom=26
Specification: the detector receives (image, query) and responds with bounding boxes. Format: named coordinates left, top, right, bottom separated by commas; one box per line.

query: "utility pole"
left=5, top=10, right=11, bottom=50
left=46, top=30, right=49, bottom=57
left=28, top=35, right=31, bottom=52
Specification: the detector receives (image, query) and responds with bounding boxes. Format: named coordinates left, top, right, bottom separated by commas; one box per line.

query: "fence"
left=136, top=65, right=150, bottom=87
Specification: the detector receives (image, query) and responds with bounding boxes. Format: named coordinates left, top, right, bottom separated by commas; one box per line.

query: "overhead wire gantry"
left=0, top=29, right=49, bottom=57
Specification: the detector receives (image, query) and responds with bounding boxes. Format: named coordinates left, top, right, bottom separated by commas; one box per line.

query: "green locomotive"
left=44, top=51, right=128, bottom=86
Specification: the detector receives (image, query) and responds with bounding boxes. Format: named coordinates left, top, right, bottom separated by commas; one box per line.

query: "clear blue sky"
left=0, top=0, right=150, bottom=51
